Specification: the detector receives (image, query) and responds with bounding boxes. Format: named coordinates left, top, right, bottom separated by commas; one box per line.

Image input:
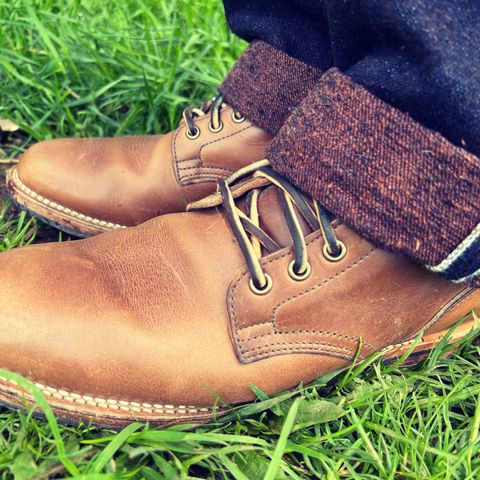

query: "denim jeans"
left=223, top=0, right=480, bottom=157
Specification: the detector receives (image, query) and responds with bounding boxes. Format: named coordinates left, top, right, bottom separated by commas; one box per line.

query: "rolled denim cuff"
left=267, top=68, right=480, bottom=286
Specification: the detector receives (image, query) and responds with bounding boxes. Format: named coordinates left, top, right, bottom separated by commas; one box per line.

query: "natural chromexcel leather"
left=0, top=172, right=477, bottom=415
left=12, top=104, right=271, bottom=229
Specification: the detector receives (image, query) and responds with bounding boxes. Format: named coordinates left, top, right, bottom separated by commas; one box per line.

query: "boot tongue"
left=187, top=171, right=316, bottom=249
left=255, top=186, right=314, bottom=249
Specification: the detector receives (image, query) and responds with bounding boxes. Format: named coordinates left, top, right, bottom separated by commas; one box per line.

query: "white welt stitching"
left=1, top=376, right=215, bottom=415
left=10, top=168, right=127, bottom=231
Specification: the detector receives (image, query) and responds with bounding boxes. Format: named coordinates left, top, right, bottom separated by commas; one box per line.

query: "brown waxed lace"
left=182, top=94, right=245, bottom=138
left=189, top=160, right=346, bottom=293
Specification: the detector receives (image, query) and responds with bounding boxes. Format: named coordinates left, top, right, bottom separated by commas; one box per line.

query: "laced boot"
left=7, top=95, right=271, bottom=236
left=0, top=160, right=477, bottom=428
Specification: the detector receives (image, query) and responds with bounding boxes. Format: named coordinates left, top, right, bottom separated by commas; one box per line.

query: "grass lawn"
left=1, top=1, right=480, bottom=478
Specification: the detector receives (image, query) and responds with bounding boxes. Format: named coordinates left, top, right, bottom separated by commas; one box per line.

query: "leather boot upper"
left=0, top=161, right=477, bottom=409
left=14, top=100, right=271, bottom=227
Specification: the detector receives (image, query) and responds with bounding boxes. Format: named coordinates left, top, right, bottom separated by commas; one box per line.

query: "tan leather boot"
left=0, top=161, right=477, bottom=428
left=6, top=95, right=271, bottom=236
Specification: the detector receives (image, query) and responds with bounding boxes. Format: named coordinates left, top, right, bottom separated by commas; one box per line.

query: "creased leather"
left=16, top=106, right=271, bottom=226
left=0, top=192, right=476, bottom=407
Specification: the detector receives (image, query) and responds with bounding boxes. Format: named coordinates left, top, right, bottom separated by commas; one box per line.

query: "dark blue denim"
left=223, top=0, right=480, bottom=157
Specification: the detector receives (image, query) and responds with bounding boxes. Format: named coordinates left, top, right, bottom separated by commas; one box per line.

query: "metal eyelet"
left=232, top=111, right=246, bottom=123
left=322, top=241, right=347, bottom=262
left=249, top=274, right=273, bottom=295
left=288, top=260, right=312, bottom=281
left=186, top=127, right=200, bottom=140
left=208, top=121, right=224, bottom=133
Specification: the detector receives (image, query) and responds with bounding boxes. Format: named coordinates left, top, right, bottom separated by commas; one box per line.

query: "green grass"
left=0, top=1, right=479, bottom=479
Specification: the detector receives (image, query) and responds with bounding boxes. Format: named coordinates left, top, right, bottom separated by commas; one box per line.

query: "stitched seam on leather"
left=172, top=124, right=181, bottom=180
left=0, top=376, right=218, bottom=415
left=244, top=347, right=353, bottom=362
left=229, top=232, right=323, bottom=355
left=270, top=248, right=376, bottom=327
left=173, top=120, right=253, bottom=180
left=229, top=232, right=324, bottom=355
left=176, top=124, right=254, bottom=164
left=246, top=314, right=478, bottom=361
left=180, top=173, right=231, bottom=182
left=9, top=168, right=126, bottom=230
left=198, top=124, right=254, bottom=158
left=240, top=247, right=375, bottom=335
left=243, top=341, right=353, bottom=354
left=177, top=165, right=233, bottom=173
left=229, top=231, right=377, bottom=357
left=237, top=330, right=377, bottom=353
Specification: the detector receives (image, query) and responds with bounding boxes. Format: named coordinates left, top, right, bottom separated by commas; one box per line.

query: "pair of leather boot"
left=1, top=96, right=477, bottom=428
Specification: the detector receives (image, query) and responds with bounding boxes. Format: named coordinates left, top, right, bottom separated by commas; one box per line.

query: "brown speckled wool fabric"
left=219, top=41, right=323, bottom=136
left=267, top=68, right=480, bottom=285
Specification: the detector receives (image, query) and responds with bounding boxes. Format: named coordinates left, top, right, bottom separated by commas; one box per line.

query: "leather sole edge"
left=0, top=316, right=476, bottom=429
left=0, top=376, right=224, bottom=429
left=6, top=167, right=126, bottom=237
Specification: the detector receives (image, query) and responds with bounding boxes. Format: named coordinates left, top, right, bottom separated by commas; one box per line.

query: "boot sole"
left=6, top=166, right=125, bottom=238
left=0, top=316, right=476, bottom=429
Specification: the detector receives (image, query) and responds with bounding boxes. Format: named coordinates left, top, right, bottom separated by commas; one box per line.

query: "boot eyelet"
left=323, top=241, right=347, bottom=262
left=186, top=127, right=200, bottom=140
left=208, top=121, right=224, bottom=133
left=249, top=274, right=273, bottom=295
left=232, top=111, right=245, bottom=123
left=288, top=260, right=312, bottom=281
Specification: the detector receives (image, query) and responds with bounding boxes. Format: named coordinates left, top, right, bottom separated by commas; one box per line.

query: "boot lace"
left=188, top=160, right=347, bottom=295
left=182, top=94, right=245, bottom=139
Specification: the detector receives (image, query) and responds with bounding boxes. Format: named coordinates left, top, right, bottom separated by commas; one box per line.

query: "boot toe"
left=16, top=138, right=88, bottom=201
left=10, top=136, right=162, bottom=230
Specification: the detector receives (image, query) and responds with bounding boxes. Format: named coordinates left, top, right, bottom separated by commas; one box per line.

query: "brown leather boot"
left=6, top=95, right=271, bottom=236
left=0, top=161, right=477, bottom=428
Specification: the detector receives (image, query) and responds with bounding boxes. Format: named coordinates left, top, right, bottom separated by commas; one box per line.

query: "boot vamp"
left=15, top=134, right=192, bottom=226
left=0, top=210, right=341, bottom=407
left=15, top=110, right=272, bottom=227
